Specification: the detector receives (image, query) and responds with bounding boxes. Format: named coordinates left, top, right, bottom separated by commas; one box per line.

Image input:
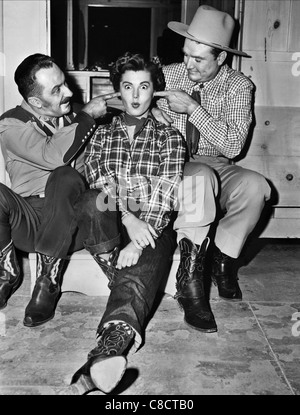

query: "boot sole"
left=218, top=295, right=242, bottom=302
left=184, top=318, right=218, bottom=333
left=90, top=355, right=127, bottom=394
left=176, top=298, right=218, bottom=333
left=23, top=312, right=55, bottom=327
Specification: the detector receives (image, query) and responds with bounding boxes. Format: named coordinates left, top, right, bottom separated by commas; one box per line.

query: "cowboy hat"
left=168, top=5, right=250, bottom=58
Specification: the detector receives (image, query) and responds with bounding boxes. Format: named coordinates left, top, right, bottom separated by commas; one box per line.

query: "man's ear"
left=28, top=96, right=42, bottom=109
left=217, top=51, right=227, bottom=66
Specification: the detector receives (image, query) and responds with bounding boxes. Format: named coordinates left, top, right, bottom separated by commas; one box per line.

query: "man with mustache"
left=0, top=53, right=119, bottom=327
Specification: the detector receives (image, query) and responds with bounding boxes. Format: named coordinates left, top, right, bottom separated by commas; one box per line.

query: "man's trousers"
left=0, top=166, right=88, bottom=258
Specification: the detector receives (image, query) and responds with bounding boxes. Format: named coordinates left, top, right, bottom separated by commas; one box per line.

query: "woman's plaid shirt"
left=159, top=63, right=254, bottom=159
left=85, top=113, right=186, bottom=234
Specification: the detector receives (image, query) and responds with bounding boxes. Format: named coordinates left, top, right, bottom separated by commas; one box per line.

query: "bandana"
left=123, top=113, right=147, bottom=137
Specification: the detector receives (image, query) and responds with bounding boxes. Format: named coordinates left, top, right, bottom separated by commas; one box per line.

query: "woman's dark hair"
left=109, top=52, right=165, bottom=92
left=14, top=53, right=56, bottom=101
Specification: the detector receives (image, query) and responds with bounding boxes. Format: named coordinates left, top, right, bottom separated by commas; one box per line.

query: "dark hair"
left=14, top=53, right=56, bottom=101
left=210, top=47, right=224, bottom=59
left=109, top=52, right=165, bottom=92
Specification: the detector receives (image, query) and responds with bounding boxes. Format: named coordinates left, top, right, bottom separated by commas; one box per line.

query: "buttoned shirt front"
left=159, top=63, right=254, bottom=160
left=85, top=113, right=186, bottom=233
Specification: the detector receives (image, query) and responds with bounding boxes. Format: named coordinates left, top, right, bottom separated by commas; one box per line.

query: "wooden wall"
left=0, top=0, right=50, bottom=112
left=0, top=0, right=50, bottom=185
left=239, top=0, right=300, bottom=237
left=241, top=0, right=300, bottom=107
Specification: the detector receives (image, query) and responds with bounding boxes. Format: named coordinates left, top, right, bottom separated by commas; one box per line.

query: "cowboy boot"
left=211, top=246, right=242, bottom=301
left=23, top=253, right=66, bottom=327
left=92, top=247, right=119, bottom=288
left=0, top=241, right=22, bottom=309
left=62, top=321, right=135, bottom=395
left=175, top=237, right=217, bottom=332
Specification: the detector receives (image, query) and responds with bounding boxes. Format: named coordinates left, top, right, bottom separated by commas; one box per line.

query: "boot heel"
left=211, top=248, right=242, bottom=301
left=59, top=374, right=96, bottom=395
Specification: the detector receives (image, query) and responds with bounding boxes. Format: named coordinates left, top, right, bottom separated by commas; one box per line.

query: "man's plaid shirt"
left=85, top=113, right=186, bottom=234
left=159, top=63, right=254, bottom=159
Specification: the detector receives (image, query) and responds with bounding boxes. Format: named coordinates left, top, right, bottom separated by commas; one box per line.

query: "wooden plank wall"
left=239, top=0, right=300, bottom=237
left=241, top=0, right=300, bottom=107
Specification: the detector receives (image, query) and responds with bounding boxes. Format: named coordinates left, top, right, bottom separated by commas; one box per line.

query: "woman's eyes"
left=123, top=84, right=149, bottom=90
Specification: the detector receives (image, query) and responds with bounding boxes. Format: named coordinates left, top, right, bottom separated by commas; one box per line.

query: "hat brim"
left=168, top=22, right=251, bottom=58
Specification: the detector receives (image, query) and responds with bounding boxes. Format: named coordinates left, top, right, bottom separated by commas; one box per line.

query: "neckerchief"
left=123, top=113, right=147, bottom=137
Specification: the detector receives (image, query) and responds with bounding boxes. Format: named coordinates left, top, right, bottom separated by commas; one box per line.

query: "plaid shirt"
left=85, top=113, right=185, bottom=233
left=159, top=63, right=254, bottom=159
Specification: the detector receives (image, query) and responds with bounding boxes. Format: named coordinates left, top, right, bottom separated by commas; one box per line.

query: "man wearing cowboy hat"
left=155, top=5, right=271, bottom=332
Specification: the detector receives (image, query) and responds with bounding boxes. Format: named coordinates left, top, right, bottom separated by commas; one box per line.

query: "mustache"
left=61, top=98, right=71, bottom=105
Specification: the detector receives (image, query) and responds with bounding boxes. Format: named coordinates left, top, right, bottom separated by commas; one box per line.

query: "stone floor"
left=0, top=238, right=299, bottom=397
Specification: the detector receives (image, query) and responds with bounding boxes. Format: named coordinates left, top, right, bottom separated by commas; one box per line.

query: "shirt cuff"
left=121, top=211, right=131, bottom=221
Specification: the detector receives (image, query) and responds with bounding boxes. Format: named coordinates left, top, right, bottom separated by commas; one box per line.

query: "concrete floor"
left=0, top=238, right=299, bottom=396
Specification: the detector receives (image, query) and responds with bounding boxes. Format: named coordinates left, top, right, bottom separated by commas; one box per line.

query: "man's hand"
left=82, top=92, right=121, bottom=119
left=122, top=213, right=158, bottom=250
left=151, top=107, right=174, bottom=126
left=154, top=89, right=199, bottom=116
left=116, top=242, right=142, bottom=269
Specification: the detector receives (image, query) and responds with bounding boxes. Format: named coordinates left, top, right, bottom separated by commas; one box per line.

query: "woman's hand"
left=122, top=213, right=158, bottom=249
left=116, top=241, right=143, bottom=269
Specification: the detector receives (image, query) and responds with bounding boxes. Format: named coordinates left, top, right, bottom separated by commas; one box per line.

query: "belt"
left=28, top=193, right=45, bottom=199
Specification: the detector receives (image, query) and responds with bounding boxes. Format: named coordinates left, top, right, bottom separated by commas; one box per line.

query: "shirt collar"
left=20, top=99, right=59, bottom=125
left=193, top=64, right=228, bottom=93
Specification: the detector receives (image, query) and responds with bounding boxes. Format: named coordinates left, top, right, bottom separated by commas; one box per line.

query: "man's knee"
left=184, top=161, right=214, bottom=177
left=49, top=166, right=81, bottom=183
left=183, top=162, right=218, bottom=196
left=241, top=170, right=271, bottom=201
left=46, top=166, right=86, bottom=195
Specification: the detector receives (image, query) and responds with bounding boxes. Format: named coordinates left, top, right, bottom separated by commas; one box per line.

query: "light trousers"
left=174, top=156, right=271, bottom=258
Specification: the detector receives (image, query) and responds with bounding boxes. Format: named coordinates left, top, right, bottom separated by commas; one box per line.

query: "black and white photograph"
left=0, top=0, right=299, bottom=402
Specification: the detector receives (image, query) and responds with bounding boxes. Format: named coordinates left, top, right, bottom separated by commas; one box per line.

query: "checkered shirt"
left=85, top=113, right=186, bottom=233
left=159, top=63, right=254, bottom=159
